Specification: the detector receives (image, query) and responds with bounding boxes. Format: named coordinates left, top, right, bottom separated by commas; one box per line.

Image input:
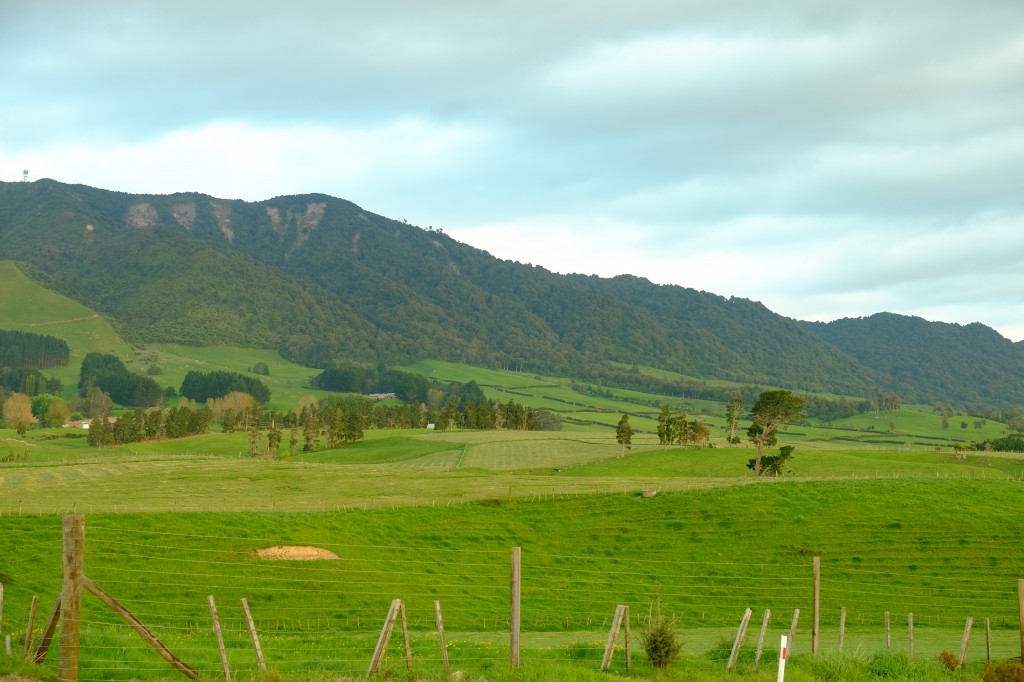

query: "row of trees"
left=0, top=329, right=69, bottom=369
left=0, top=367, right=62, bottom=397
left=614, top=390, right=807, bottom=477
left=179, top=370, right=271, bottom=404
left=87, top=401, right=212, bottom=446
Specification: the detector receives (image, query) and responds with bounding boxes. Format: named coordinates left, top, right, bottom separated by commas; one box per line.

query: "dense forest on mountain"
left=803, top=314, right=1024, bottom=415
left=1, top=179, right=1022, bottom=411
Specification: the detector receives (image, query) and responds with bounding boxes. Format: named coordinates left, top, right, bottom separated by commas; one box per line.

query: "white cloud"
left=3, top=0, right=1024, bottom=340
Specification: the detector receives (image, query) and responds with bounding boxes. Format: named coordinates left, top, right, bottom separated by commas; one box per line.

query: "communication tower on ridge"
left=23, top=169, right=28, bottom=182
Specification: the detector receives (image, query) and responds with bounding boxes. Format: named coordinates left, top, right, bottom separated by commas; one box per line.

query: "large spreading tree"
left=747, top=390, right=805, bottom=477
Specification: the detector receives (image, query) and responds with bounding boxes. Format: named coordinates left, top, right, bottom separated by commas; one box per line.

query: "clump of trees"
left=656, top=405, right=712, bottom=449
left=87, top=400, right=212, bottom=446
left=180, top=370, right=270, bottom=404
left=79, top=353, right=163, bottom=407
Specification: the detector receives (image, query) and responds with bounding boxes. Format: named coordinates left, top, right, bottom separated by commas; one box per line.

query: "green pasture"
left=3, top=426, right=1021, bottom=516
left=2, top=476, right=1024, bottom=682
left=142, top=343, right=335, bottom=411
left=0, top=260, right=134, bottom=390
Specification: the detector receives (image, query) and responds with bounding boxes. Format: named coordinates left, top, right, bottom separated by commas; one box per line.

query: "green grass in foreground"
left=1, top=478, right=1023, bottom=681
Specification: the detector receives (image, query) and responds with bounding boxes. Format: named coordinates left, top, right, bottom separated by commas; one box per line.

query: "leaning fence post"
left=24, top=595, right=38, bottom=659
left=240, top=599, right=266, bottom=672
left=510, top=547, right=521, bottom=669
left=755, top=609, right=771, bottom=669
left=788, top=609, right=800, bottom=654
left=208, top=596, right=231, bottom=682
left=727, top=608, right=752, bottom=672
left=34, top=593, right=62, bottom=664
left=601, top=605, right=627, bottom=671
left=837, top=607, right=846, bottom=652
left=434, top=601, right=449, bottom=673
left=957, top=616, right=973, bottom=670
left=368, top=599, right=401, bottom=675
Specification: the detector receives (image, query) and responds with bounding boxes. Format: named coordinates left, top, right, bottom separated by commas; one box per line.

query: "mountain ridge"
left=1, top=178, right=1020, bottom=411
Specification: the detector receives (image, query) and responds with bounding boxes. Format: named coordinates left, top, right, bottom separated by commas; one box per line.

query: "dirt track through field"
left=23, top=314, right=100, bottom=326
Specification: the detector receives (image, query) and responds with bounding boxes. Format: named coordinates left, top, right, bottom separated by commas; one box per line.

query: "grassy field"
left=2, top=468, right=1023, bottom=681
left=5, top=263, right=1024, bottom=682
left=0, top=261, right=134, bottom=391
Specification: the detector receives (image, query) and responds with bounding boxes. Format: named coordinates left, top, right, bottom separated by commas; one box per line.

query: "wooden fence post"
left=885, top=611, right=891, bottom=650
left=1018, top=578, right=1024, bottom=663
left=83, top=578, right=196, bottom=679
left=208, top=596, right=230, bottom=682
left=727, top=608, right=752, bottom=672
left=368, top=599, right=401, bottom=675
left=240, top=599, right=266, bottom=673
left=434, top=601, right=449, bottom=673
left=908, top=613, right=914, bottom=657
left=788, top=609, right=800, bottom=654
left=33, top=594, right=62, bottom=664
left=399, top=601, right=412, bottom=671
left=958, top=616, right=973, bottom=670
left=24, top=595, right=38, bottom=659
left=511, top=547, right=521, bottom=669
left=755, top=609, right=771, bottom=669
left=812, top=556, right=821, bottom=656
left=0, top=582, right=5, bottom=635
left=624, top=605, right=632, bottom=670
left=986, top=618, right=992, bottom=667
left=837, top=607, right=846, bottom=652
left=59, top=514, right=84, bottom=682
left=601, top=605, right=627, bottom=671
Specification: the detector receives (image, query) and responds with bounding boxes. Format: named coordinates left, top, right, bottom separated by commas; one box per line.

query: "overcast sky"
left=3, top=1, right=1023, bottom=341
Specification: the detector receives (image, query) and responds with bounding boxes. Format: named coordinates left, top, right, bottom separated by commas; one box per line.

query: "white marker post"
left=777, top=634, right=789, bottom=682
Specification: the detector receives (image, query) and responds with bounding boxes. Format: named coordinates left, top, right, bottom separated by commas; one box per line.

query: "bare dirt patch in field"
left=256, top=545, right=339, bottom=560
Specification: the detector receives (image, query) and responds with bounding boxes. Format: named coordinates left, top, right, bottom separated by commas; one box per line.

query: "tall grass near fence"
left=2, top=478, right=1023, bottom=681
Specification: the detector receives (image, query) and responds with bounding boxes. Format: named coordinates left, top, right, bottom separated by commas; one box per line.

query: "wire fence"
left=2, top=503, right=1023, bottom=681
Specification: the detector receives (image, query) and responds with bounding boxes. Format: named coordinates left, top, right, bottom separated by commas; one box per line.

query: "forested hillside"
left=802, top=314, right=1024, bottom=413
left=0, top=179, right=1020, bottom=410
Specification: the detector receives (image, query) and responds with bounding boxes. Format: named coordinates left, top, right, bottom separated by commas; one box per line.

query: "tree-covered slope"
left=802, top=313, right=1024, bottom=410
left=1, top=178, right=1019, bottom=409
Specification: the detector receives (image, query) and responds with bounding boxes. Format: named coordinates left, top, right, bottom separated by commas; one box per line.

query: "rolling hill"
left=1, top=179, right=1022, bottom=411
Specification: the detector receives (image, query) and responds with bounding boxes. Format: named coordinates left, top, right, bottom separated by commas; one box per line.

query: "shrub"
left=984, top=662, right=1024, bottom=682
left=641, top=598, right=681, bottom=669
left=937, top=650, right=959, bottom=670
